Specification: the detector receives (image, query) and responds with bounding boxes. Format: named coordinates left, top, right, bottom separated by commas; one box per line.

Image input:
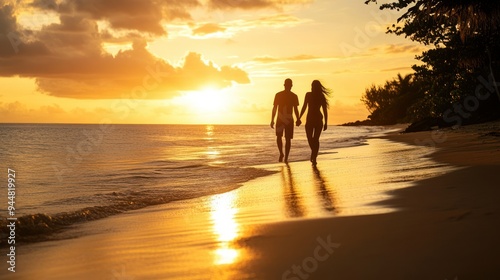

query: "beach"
left=3, top=122, right=500, bottom=279
left=240, top=123, right=500, bottom=280
left=2, top=0, right=500, bottom=279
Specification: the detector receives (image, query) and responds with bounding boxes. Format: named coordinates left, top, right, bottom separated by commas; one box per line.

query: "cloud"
left=182, top=14, right=309, bottom=39
left=0, top=101, right=68, bottom=122
left=192, top=23, right=226, bottom=36
left=0, top=3, right=250, bottom=99
left=0, top=5, right=51, bottom=57
left=27, top=48, right=250, bottom=99
left=0, top=0, right=312, bottom=100
left=370, top=43, right=427, bottom=55
left=252, top=54, right=339, bottom=64
left=231, top=13, right=310, bottom=31
left=207, top=0, right=312, bottom=10
left=256, top=13, right=308, bottom=27
left=381, top=66, right=413, bottom=72
left=31, top=0, right=200, bottom=35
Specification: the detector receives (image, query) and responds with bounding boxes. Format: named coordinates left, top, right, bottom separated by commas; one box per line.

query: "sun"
left=182, top=87, right=229, bottom=114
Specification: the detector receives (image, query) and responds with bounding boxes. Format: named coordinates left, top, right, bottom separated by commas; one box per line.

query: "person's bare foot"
left=284, top=157, right=289, bottom=164
left=279, top=154, right=284, bottom=162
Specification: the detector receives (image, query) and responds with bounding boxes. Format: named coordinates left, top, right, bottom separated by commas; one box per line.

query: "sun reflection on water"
left=205, top=125, right=215, bottom=140
left=206, top=148, right=220, bottom=159
left=210, top=191, right=240, bottom=265
left=205, top=125, right=224, bottom=164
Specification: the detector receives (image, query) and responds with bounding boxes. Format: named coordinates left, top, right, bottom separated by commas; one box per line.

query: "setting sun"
left=0, top=0, right=425, bottom=125
left=2, top=0, right=499, bottom=279
left=182, top=87, right=230, bottom=114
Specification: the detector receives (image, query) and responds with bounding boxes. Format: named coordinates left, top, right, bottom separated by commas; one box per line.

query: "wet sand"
left=4, top=122, right=500, bottom=280
left=239, top=122, right=500, bottom=280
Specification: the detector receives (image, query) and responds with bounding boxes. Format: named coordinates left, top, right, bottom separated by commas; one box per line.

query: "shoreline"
left=237, top=121, right=500, bottom=279
left=385, top=121, right=500, bottom=166
left=0, top=125, right=378, bottom=247
left=3, top=122, right=499, bottom=279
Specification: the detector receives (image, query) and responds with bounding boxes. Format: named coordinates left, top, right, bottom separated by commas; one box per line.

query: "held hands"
left=272, top=119, right=304, bottom=127
left=323, top=124, right=328, bottom=131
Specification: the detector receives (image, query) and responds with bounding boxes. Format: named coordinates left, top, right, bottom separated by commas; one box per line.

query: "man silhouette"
left=270, top=78, right=300, bottom=163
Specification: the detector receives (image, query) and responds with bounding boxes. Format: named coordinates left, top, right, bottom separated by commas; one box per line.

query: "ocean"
left=0, top=124, right=385, bottom=241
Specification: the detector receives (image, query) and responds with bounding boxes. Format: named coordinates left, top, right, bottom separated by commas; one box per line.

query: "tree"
left=364, top=0, right=500, bottom=128
left=361, top=73, right=422, bottom=124
left=364, top=0, right=500, bottom=44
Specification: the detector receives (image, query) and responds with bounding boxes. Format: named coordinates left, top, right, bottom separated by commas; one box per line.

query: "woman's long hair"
left=311, top=80, right=331, bottom=108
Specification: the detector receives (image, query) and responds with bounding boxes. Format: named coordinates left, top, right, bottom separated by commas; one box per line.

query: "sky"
left=0, top=0, right=425, bottom=125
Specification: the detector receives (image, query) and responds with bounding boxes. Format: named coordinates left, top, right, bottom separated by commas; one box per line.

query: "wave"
left=0, top=166, right=275, bottom=245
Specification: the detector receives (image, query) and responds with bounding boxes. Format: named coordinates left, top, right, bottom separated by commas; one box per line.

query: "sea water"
left=0, top=124, right=383, bottom=240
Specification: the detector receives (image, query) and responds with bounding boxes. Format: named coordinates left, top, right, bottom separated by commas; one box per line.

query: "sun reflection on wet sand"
left=210, top=191, right=240, bottom=265
left=214, top=246, right=239, bottom=265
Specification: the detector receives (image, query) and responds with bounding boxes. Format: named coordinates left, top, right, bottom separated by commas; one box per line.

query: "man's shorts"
left=276, top=121, right=294, bottom=139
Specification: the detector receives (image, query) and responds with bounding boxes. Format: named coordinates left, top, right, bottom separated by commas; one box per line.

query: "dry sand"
left=3, top=122, right=500, bottom=280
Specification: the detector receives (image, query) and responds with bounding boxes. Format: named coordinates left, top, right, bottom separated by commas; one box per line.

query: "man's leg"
left=284, top=137, right=291, bottom=163
left=284, top=123, right=293, bottom=163
left=277, top=136, right=284, bottom=162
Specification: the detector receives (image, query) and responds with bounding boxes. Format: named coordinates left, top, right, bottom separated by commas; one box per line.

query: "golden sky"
left=0, top=0, right=424, bottom=124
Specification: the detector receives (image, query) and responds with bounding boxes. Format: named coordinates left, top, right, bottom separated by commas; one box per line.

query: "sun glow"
left=182, top=87, right=230, bottom=114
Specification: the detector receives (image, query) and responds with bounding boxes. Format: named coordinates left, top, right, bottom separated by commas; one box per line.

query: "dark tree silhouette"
left=360, top=0, right=500, bottom=130
left=361, top=73, right=422, bottom=125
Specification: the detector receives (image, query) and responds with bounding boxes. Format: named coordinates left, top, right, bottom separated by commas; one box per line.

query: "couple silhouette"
left=270, top=78, right=331, bottom=165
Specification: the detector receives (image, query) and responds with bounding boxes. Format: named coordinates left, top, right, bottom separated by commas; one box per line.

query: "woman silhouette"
left=297, top=80, right=331, bottom=165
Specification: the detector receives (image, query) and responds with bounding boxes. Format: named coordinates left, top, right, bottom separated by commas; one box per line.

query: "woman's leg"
left=311, top=122, right=323, bottom=163
left=305, top=124, right=314, bottom=161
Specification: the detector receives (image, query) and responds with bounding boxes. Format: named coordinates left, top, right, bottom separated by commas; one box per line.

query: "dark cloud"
left=32, top=0, right=201, bottom=35
left=0, top=4, right=50, bottom=57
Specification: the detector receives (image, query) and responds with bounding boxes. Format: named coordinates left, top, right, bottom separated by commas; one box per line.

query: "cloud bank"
left=0, top=0, right=309, bottom=99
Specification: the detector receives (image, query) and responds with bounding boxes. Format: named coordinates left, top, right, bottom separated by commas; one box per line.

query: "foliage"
left=360, top=0, right=500, bottom=129
left=361, top=74, right=422, bottom=124
left=364, top=0, right=500, bottom=44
